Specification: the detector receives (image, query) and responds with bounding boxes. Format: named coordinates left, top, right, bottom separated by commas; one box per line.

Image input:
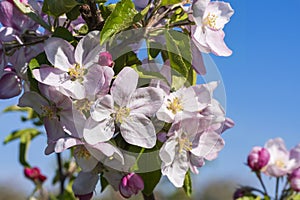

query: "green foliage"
left=66, top=5, right=81, bottom=21
left=165, top=30, right=192, bottom=90
left=100, top=175, right=109, bottom=193
left=139, top=169, right=162, bottom=196
left=161, top=0, right=181, bottom=6
left=100, top=0, right=138, bottom=44
left=183, top=171, right=192, bottom=197
left=53, top=27, right=76, bottom=42
left=42, top=0, right=79, bottom=17
left=237, top=196, right=261, bottom=200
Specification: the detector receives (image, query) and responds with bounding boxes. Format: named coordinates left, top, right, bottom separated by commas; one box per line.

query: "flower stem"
left=275, top=177, right=280, bottom=200
left=143, top=192, right=156, bottom=200
left=255, top=172, right=268, bottom=196
left=56, top=153, right=65, bottom=195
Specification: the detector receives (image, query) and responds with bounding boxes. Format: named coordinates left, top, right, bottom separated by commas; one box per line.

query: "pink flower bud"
left=98, top=51, right=114, bottom=67
left=289, top=167, right=300, bottom=192
left=24, top=167, right=47, bottom=183
left=0, top=66, right=22, bottom=99
left=119, top=173, right=144, bottom=198
left=247, top=146, right=270, bottom=171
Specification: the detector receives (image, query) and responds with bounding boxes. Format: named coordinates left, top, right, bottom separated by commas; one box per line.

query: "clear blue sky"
left=1, top=0, right=300, bottom=197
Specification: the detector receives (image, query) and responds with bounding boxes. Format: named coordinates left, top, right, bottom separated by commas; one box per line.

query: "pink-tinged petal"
left=75, top=31, right=104, bottom=68
left=32, top=66, right=67, bottom=86
left=192, top=0, right=210, bottom=26
left=74, top=146, right=98, bottom=172
left=18, top=91, right=49, bottom=115
left=38, top=84, right=72, bottom=108
left=290, top=144, right=300, bottom=167
left=91, top=95, right=114, bottom=121
left=0, top=70, right=22, bottom=99
left=192, top=27, right=210, bottom=53
left=72, top=171, right=98, bottom=196
left=205, top=2, right=234, bottom=29
left=206, top=29, right=232, bottom=56
left=83, top=117, right=115, bottom=145
left=0, top=1, right=14, bottom=27
left=128, top=87, right=164, bottom=117
left=111, top=67, right=138, bottom=107
left=191, top=131, right=224, bottom=158
left=159, top=138, right=177, bottom=166
left=179, top=87, right=200, bottom=112
left=121, top=113, right=156, bottom=148
left=161, top=153, right=189, bottom=187
left=191, top=40, right=206, bottom=75
left=54, top=137, right=84, bottom=153
left=75, top=193, right=93, bottom=200
left=89, top=142, right=124, bottom=164
left=0, top=27, right=18, bottom=42
left=60, top=109, right=86, bottom=138
left=44, top=37, right=75, bottom=70
left=44, top=119, right=66, bottom=142
left=84, top=65, right=114, bottom=98
left=156, top=103, right=175, bottom=123
left=60, top=80, right=86, bottom=99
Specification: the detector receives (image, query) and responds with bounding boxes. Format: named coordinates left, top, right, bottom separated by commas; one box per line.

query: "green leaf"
left=100, top=175, right=109, bottom=193
left=161, top=0, right=181, bottom=6
left=42, top=0, right=79, bottom=17
left=53, top=27, right=75, bottom=42
left=131, top=65, right=170, bottom=86
left=13, top=0, right=51, bottom=31
left=133, top=3, right=151, bottom=23
left=99, top=4, right=115, bottom=20
left=3, top=105, right=32, bottom=113
left=164, top=30, right=192, bottom=90
left=139, top=170, right=161, bottom=196
left=19, top=133, right=31, bottom=167
left=100, top=0, right=137, bottom=44
left=66, top=5, right=81, bottom=21
left=183, top=171, right=192, bottom=197
left=4, top=128, right=41, bottom=144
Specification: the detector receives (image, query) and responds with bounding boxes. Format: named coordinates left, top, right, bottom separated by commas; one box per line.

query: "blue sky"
left=1, top=0, right=300, bottom=198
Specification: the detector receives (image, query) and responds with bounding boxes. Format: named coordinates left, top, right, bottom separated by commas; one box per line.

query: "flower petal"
left=83, top=117, right=115, bottom=145
left=205, top=1, right=234, bottom=29
left=206, top=29, right=232, bottom=56
left=159, top=138, right=177, bottom=166
left=32, top=66, right=67, bottom=86
left=111, top=67, right=138, bottom=107
left=128, top=87, right=164, bottom=116
left=74, top=146, right=98, bottom=172
left=72, top=171, right=99, bottom=196
left=44, top=37, right=75, bottom=71
left=121, top=113, right=156, bottom=148
left=75, top=31, right=104, bottom=68
left=91, top=95, right=114, bottom=122
left=192, top=0, right=210, bottom=26
left=18, top=91, right=49, bottom=115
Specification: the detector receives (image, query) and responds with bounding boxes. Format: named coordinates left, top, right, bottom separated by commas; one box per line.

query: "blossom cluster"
left=234, top=138, right=300, bottom=199
left=0, top=0, right=235, bottom=199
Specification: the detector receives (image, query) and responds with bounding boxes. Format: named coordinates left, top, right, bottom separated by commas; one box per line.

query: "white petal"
left=60, top=79, right=86, bottom=99
left=192, top=0, right=210, bottom=26
left=91, top=95, right=114, bottom=122
left=44, top=37, right=75, bottom=71
left=74, top=147, right=98, bottom=172
left=205, top=1, right=234, bottom=29
left=206, top=29, right=232, bottom=56
left=83, top=117, right=115, bottom=145
left=18, top=91, right=49, bottom=115
left=32, top=67, right=68, bottom=86
left=111, top=67, right=138, bottom=107
left=161, top=153, right=189, bottom=187
left=75, top=31, right=104, bottom=68
left=159, top=138, right=177, bottom=166
left=121, top=113, right=156, bottom=148
left=128, top=87, right=164, bottom=116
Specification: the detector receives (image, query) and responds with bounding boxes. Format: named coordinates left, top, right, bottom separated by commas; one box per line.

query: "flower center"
left=203, top=12, right=218, bottom=30
left=115, top=107, right=130, bottom=124
left=40, top=105, right=57, bottom=119
left=68, top=63, right=85, bottom=81
left=178, top=136, right=192, bottom=153
left=74, top=99, right=93, bottom=116
left=75, top=146, right=91, bottom=159
left=167, top=97, right=183, bottom=114
left=275, top=159, right=286, bottom=169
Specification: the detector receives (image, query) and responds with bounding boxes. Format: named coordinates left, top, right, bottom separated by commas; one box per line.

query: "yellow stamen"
left=68, top=63, right=85, bottom=81
left=75, top=146, right=91, bottom=159
left=41, top=105, right=55, bottom=119
left=115, top=107, right=130, bottom=124
left=167, top=97, right=183, bottom=114
left=178, top=137, right=193, bottom=153
left=204, top=13, right=218, bottom=30
left=275, top=160, right=286, bottom=168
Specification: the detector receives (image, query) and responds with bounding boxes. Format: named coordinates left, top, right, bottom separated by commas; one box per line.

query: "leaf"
left=19, top=133, right=31, bottom=167
left=131, top=65, right=170, bottom=86
left=100, top=175, right=109, bottom=193
left=3, top=105, right=32, bottom=113
left=139, top=170, right=161, bottom=196
left=42, top=0, right=79, bottom=17
left=4, top=128, right=41, bottom=144
left=99, top=4, right=115, bottom=20
left=183, top=171, right=192, bottom=197
left=53, top=27, right=75, bottom=42
left=161, top=0, right=181, bottom=6
left=100, top=0, right=137, bottom=44
left=133, top=4, right=151, bottom=23
left=66, top=5, right=80, bottom=21
left=164, top=30, right=192, bottom=90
